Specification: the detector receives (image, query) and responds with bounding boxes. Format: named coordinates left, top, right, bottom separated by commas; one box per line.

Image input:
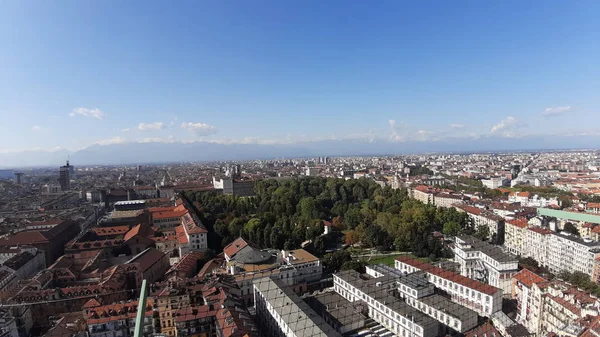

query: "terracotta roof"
left=86, top=299, right=153, bottom=324
left=127, top=248, right=166, bottom=272
left=513, top=268, right=547, bottom=288
left=465, top=322, right=501, bottom=337
left=588, top=202, right=600, bottom=209
left=175, top=225, right=189, bottom=244
left=91, top=226, right=130, bottom=236
left=175, top=305, right=218, bottom=322
left=527, top=227, right=553, bottom=235
left=396, top=256, right=500, bottom=295
left=124, top=224, right=154, bottom=242
left=507, top=219, right=528, bottom=229
left=166, top=252, right=204, bottom=278
left=223, top=238, right=248, bottom=259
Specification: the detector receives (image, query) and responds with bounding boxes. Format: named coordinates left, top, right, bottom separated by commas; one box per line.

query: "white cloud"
left=32, top=125, right=42, bottom=131
left=137, top=122, right=165, bottom=131
left=543, top=106, right=571, bottom=117
left=121, top=128, right=131, bottom=132
left=69, top=107, right=106, bottom=119
left=94, top=136, right=128, bottom=145
left=139, top=136, right=175, bottom=143
left=490, top=116, right=526, bottom=138
left=450, top=123, right=465, bottom=129
left=181, top=122, right=218, bottom=136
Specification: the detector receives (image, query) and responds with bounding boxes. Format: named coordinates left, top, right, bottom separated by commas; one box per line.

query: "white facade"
left=482, top=177, right=503, bottom=189
left=395, top=257, right=503, bottom=317
left=546, top=232, right=600, bottom=275
left=333, top=270, right=439, bottom=337
left=453, top=236, right=518, bottom=296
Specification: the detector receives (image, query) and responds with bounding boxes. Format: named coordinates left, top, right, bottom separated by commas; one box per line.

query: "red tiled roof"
left=152, top=209, right=188, bottom=220
left=167, top=252, right=204, bottom=278
left=175, top=305, right=218, bottom=322
left=175, top=225, right=189, bottom=244
left=124, top=224, right=154, bottom=242
left=396, top=256, right=500, bottom=295
left=465, top=322, right=500, bottom=337
left=513, top=268, right=547, bottom=288
left=91, top=226, right=130, bottom=236
left=507, top=219, right=528, bottom=229
left=527, top=227, right=553, bottom=235
left=129, top=248, right=166, bottom=272
left=223, top=238, right=248, bottom=259
left=588, top=202, right=600, bottom=209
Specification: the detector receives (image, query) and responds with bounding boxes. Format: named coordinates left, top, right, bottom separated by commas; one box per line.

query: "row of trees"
left=185, top=177, right=480, bottom=260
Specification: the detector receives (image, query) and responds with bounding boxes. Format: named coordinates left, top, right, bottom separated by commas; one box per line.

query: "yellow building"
left=155, top=286, right=190, bottom=337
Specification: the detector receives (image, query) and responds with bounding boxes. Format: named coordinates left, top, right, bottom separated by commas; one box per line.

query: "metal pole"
left=133, top=279, right=148, bottom=337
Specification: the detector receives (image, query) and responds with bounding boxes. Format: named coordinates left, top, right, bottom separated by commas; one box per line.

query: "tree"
left=443, top=221, right=461, bottom=236
left=563, top=222, right=580, bottom=236
left=312, top=236, right=327, bottom=256
left=341, top=260, right=366, bottom=273
left=344, top=230, right=361, bottom=246
left=331, top=216, right=344, bottom=230
left=344, top=208, right=362, bottom=229
left=322, top=250, right=352, bottom=272
left=473, top=225, right=490, bottom=241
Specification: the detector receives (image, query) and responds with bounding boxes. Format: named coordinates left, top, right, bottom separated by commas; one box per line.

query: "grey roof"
left=367, top=264, right=406, bottom=278
left=306, top=292, right=366, bottom=327
left=233, top=245, right=274, bottom=265
left=254, top=277, right=342, bottom=337
left=456, top=235, right=518, bottom=263
left=419, top=294, right=478, bottom=321
left=334, top=270, right=437, bottom=329
left=397, top=271, right=431, bottom=291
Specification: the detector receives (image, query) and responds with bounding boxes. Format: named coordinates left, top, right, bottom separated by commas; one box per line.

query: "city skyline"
left=1, top=1, right=599, bottom=157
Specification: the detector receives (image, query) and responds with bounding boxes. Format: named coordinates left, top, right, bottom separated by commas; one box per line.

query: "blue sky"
left=0, top=0, right=599, bottom=153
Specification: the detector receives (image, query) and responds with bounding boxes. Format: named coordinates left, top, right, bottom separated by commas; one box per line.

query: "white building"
left=253, top=277, right=341, bottom=337
left=395, top=256, right=503, bottom=317
left=306, top=167, right=319, bottom=177
left=334, top=270, right=439, bottom=337
left=453, top=236, right=518, bottom=296
left=393, top=270, right=478, bottom=333
left=482, top=177, right=503, bottom=189
left=453, top=205, right=505, bottom=242
left=281, top=249, right=322, bottom=283
left=546, top=232, right=600, bottom=276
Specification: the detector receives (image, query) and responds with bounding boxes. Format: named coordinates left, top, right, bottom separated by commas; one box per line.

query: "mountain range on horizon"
left=1, top=134, right=599, bottom=169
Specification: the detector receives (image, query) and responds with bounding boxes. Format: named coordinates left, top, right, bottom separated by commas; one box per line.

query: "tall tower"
left=14, top=172, right=23, bottom=185
left=59, top=160, right=71, bottom=191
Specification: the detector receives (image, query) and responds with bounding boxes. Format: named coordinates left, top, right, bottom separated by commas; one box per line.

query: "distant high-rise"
left=14, top=172, right=23, bottom=185
left=59, top=160, right=71, bottom=191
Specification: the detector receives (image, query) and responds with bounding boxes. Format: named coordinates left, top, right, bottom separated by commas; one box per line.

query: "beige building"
left=155, top=287, right=190, bottom=337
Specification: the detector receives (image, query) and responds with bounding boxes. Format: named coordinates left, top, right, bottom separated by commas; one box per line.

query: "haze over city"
left=3, top=3, right=600, bottom=337
left=1, top=1, right=599, bottom=167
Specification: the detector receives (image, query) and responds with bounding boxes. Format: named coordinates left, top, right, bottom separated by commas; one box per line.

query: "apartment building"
left=410, top=185, right=467, bottom=208
left=546, top=232, right=600, bottom=275
left=395, top=256, right=503, bottom=317
left=512, top=269, right=548, bottom=335
left=155, top=287, right=190, bottom=337
left=333, top=270, right=439, bottom=337
left=503, top=219, right=528, bottom=256
left=454, top=205, right=505, bottom=243
left=253, top=277, right=341, bottom=337
left=84, top=299, right=155, bottom=337
left=453, top=236, right=518, bottom=296
left=523, top=227, right=552, bottom=266
left=392, top=269, right=478, bottom=333
left=540, top=283, right=599, bottom=336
